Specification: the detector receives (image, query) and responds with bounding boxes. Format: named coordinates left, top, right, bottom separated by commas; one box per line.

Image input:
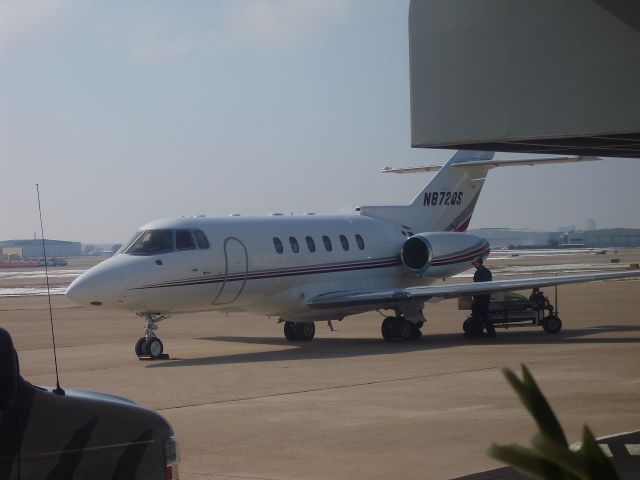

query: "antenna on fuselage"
left=36, top=184, right=64, bottom=395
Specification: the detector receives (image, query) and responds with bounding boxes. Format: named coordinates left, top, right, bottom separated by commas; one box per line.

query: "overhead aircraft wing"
left=307, top=270, right=640, bottom=310
left=382, top=156, right=599, bottom=174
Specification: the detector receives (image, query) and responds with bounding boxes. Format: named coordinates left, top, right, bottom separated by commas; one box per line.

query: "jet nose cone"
left=66, top=262, right=124, bottom=308
left=65, top=276, right=99, bottom=306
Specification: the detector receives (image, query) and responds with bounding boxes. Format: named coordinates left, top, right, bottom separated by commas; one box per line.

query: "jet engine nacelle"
left=400, top=232, right=489, bottom=276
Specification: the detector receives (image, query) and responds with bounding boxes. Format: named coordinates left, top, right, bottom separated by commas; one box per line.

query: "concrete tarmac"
left=2, top=253, right=640, bottom=479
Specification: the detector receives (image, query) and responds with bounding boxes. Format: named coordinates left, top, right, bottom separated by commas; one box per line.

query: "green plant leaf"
left=579, top=427, right=619, bottom=479
left=531, top=434, right=586, bottom=479
left=502, top=366, right=568, bottom=446
left=488, top=444, right=566, bottom=480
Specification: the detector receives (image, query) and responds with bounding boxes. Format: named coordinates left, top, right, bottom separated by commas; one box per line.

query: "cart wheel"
left=463, top=317, right=472, bottom=335
left=465, top=316, right=484, bottom=338
left=542, top=315, right=562, bottom=334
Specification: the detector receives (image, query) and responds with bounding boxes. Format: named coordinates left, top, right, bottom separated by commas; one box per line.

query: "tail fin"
left=357, top=150, right=494, bottom=232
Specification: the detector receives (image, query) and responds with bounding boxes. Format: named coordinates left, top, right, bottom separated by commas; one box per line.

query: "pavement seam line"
left=156, top=364, right=507, bottom=412
left=182, top=471, right=283, bottom=480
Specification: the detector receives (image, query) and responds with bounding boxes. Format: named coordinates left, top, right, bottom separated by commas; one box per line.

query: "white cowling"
left=400, top=232, right=488, bottom=276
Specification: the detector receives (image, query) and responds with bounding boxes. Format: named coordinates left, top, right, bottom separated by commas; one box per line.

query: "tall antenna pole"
left=36, top=184, right=64, bottom=395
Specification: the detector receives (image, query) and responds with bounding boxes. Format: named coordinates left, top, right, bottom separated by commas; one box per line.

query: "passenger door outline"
left=212, top=237, right=248, bottom=305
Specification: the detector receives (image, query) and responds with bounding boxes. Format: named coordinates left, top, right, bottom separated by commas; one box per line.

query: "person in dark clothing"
left=529, top=287, right=553, bottom=322
left=472, top=256, right=495, bottom=337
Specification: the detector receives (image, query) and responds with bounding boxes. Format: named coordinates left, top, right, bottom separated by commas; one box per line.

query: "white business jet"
left=66, top=151, right=640, bottom=358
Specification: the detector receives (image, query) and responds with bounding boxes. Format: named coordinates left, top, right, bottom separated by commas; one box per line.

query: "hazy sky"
left=2, top=0, right=639, bottom=244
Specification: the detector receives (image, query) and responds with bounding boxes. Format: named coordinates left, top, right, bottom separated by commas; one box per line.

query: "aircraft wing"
left=307, top=270, right=640, bottom=310
left=382, top=156, right=599, bottom=174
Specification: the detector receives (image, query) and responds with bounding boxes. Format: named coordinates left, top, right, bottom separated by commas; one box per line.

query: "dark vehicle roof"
left=492, top=291, right=528, bottom=301
left=0, top=328, right=19, bottom=409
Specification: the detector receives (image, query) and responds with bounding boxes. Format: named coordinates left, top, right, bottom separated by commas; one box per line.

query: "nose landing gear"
left=135, top=313, right=170, bottom=359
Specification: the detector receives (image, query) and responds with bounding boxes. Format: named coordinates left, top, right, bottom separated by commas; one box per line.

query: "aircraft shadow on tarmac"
left=146, top=324, right=640, bottom=369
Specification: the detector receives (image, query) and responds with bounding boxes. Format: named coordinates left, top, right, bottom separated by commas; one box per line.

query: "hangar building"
left=0, top=239, right=82, bottom=258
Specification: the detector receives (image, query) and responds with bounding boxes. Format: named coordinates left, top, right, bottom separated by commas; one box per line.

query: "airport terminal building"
left=470, top=228, right=640, bottom=249
left=578, top=228, right=640, bottom=248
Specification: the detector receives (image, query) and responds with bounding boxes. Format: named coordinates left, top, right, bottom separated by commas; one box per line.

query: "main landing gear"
left=283, top=320, right=316, bottom=341
left=135, top=313, right=170, bottom=360
left=381, top=307, right=425, bottom=341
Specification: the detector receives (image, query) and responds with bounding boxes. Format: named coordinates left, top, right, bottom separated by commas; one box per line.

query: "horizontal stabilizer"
left=383, top=156, right=600, bottom=174
left=382, top=165, right=443, bottom=173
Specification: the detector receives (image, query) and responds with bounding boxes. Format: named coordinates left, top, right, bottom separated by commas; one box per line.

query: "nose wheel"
left=135, top=314, right=170, bottom=359
left=135, top=336, right=165, bottom=358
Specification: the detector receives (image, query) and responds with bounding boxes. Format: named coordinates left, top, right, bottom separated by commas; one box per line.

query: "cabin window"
left=194, top=230, right=210, bottom=249
left=176, top=230, right=196, bottom=250
left=306, top=236, right=316, bottom=252
left=355, top=234, right=365, bottom=250
left=340, top=234, right=349, bottom=251
left=322, top=235, right=332, bottom=252
left=289, top=237, right=299, bottom=253
left=126, top=229, right=174, bottom=255
left=273, top=237, right=284, bottom=254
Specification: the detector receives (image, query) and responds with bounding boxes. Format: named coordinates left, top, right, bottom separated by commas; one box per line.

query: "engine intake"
left=401, top=236, right=432, bottom=274
left=400, top=232, right=490, bottom=277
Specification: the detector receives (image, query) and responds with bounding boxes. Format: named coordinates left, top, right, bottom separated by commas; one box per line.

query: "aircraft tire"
left=542, top=315, right=562, bottom=334
left=146, top=337, right=164, bottom=359
left=295, top=322, right=315, bottom=341
left=135, top=337, right=147, bottom=357
left=284, top=321, right=298, bottom=341
left=381, top=317, right=396, bottom=341
left=398, top=320, right=418, bottom=341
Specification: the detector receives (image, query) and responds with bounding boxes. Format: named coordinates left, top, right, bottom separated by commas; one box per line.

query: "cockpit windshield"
left=125, top=229, right=174, bottom=255
left=121, top=229, right=210, bottom=255
left=117, top=231, right=143, bottom=254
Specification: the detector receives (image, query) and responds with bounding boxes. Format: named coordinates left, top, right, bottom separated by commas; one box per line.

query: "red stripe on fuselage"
left=432, top=243, right=489, bottom=264
left=455, top=218, right=472, bottom=232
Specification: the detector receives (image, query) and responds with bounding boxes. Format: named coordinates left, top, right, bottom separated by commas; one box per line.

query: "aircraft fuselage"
left=66, top=214, right=488, bottom=321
